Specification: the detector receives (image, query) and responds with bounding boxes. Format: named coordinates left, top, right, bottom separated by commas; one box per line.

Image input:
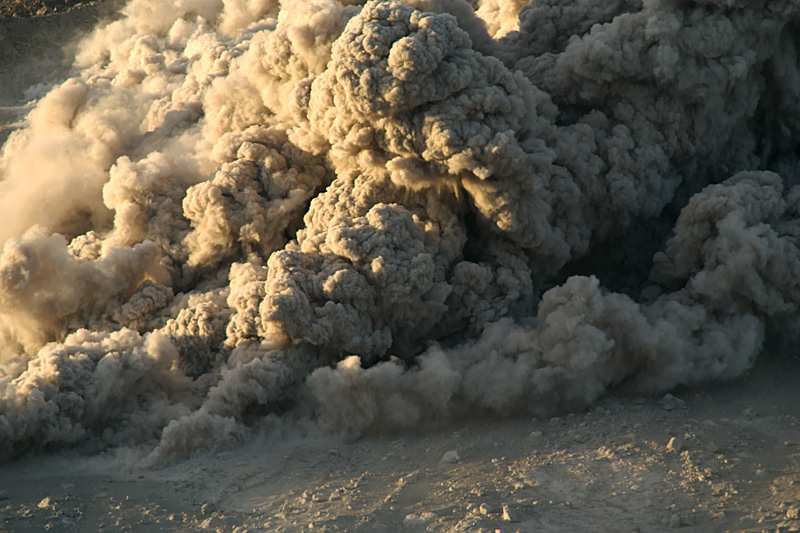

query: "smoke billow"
left=2, top=0, right=800, bottom=464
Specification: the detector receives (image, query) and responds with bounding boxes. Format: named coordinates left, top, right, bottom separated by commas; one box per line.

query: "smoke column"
left=1, top=0, right=800, bottom=464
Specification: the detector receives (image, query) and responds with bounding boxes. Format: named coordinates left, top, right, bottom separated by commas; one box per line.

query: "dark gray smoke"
left=2, top=0, right=800, bottom=465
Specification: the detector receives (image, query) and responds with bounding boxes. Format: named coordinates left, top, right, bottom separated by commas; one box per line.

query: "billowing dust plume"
left=2, top=0, right=800, bottom=464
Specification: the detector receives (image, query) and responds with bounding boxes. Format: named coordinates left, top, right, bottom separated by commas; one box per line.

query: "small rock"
left=311, top=492, right=328, bottom=503
left=403, top=511, right=437, bottom=527
left=785, top=441, right=798, bottom=447
left=0, top=491, right=8, bottom=501
left=666, top=437, right=683, bottom=452
left=199, top=516, right=222, bottom=529
left=398, top=473, right=419, bottom=486
left=787, top=506, right=800, bottom=520
left=479, top=503, right=500, bottom=515
left=669, top=514, right=683, bottom=528
left=200, top=502, right=216, bottom=515
left=502, top=505, right=520, bottom=522
left=440, top=450, right=461, bottom=464
left=527, top=431, right=543, bottom=440
left=660, top=394, right=685, bottom=411
left=37, top=497, right=52, bottom=509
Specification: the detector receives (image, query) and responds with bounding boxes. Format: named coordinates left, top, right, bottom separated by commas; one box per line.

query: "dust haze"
left=2, top=0, right=800, bottom=466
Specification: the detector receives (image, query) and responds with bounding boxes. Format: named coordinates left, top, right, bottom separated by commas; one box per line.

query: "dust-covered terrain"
left=2, top=360, right=799, bottom=532
left=0, top=0, right=102, bottom=20
left=2, top=0, right=800, bottom=531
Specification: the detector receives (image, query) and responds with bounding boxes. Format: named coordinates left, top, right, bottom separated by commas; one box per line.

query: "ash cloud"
left=2, top=0, right=800, bottom=464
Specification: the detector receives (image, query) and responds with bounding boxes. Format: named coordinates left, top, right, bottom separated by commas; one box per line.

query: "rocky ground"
left=0, top=0, right=101, bottom=20
left=1, top=3, right=800, bottom=532
left=0, top=355, right=798, bottom=532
